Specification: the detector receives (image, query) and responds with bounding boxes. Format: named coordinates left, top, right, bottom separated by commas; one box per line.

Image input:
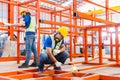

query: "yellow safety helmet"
left=58, top=27, right=68, bottom=38
left=20, top=9, right=28, bottom=15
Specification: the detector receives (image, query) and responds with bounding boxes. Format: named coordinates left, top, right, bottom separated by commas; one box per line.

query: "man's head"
left=54, top=27, right=68, bottom=42
left=20, top=10, right=31, bottom=18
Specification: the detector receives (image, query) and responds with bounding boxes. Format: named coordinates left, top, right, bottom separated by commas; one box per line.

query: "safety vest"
left=42, top=34, right=62, bottom=53
left=26, top=17, right=36, bottom=32
left=50, top=35, right=62, bottom=50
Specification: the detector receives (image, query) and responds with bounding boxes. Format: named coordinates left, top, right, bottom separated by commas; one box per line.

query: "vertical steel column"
left=98, top=28, right=103, bottom=64
left=37, top=0, right=40, bottom=56
left=115, top=26, right=119, bottom=64
left=17, top=7, right=20, bottom=64
left=8, top=0, right=14, bottom=40
left=84, top=29, right=88, bottom=63
left=91, top=13, right=95, bottom=59
left=91, top=33, right=95, bottom=59
left=73, top=0, right=77, bottom=55
left=50, top=13, right=54, bottom=33
left=105, top=0, right=109, bottom=21
left=110, top=33, right=113, bottom=60
left=54, top=8, right=56, bottom=30
left=69, top=7, right=73, bottom=61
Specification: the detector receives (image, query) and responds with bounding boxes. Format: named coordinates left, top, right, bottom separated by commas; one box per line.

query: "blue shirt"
left=23, top=15, right=35, bottom=35
left=43, top=36, right=64, bottom=49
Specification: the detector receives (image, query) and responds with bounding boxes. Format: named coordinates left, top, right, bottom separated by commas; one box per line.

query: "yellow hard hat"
left=58, top=27, right=68, bottom=38
left=20, top=9, right=27, bottom=15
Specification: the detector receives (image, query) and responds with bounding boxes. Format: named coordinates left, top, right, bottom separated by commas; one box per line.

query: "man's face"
left=54, top=33, right=63, bottom=42
left=21, top=12, right=26, bottom=18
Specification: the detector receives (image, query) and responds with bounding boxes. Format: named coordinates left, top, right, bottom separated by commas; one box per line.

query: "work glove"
left=55, top=61, right=62, bottom=67
left=53, top=49, right=60, bottom=56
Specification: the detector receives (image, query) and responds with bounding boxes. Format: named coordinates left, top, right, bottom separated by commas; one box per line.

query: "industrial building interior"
left=0, top=0, right=120, bottom=80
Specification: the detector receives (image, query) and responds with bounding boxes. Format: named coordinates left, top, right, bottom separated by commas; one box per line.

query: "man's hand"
left=4, top=22, right=12, bottom=26
left=55, top=61, right=62, bottom=67
left=53, top=49, right=60, bottom=56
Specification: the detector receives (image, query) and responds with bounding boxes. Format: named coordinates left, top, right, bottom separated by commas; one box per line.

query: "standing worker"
left=18, top=10, right=38, bottom=68
left=38, top=27, right=69, bottom=72
left=4, top=10, right=38, bottom=68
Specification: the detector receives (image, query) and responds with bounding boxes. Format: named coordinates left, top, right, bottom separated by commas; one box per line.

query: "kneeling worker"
left=38, top=27, right=69, bottom=72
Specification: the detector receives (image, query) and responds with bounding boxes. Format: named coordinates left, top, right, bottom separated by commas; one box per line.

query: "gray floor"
left=0, top=57, right=120, bottom=77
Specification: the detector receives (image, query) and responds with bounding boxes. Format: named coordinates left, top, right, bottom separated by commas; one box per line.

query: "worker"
left=4, top=10, right=38, bottom=68
left=38, top=27, right=69, bottom=72
left=18, top=10, right=38, bottom=68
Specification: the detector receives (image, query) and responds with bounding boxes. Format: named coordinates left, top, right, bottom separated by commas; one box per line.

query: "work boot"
left=29, top=62, right=37, bottom=67
left=18, top=63, right=29, bottom=68
left=54, top=65, right=61, bottom=70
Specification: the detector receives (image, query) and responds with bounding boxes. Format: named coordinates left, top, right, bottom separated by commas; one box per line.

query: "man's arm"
left=4, top=22, right=25, bottom=27
left=46, top=47, right=57, bottom=63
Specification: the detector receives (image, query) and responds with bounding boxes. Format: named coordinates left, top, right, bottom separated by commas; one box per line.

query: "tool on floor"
left=44, top=64, right=54, bottom=71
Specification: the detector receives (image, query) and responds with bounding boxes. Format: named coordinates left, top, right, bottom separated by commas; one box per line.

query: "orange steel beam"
left=98, top=28, right=103, bottom=64
left=115, top=26, right=119, bottom=64
left=0, top=57, right=32, bottom=62
left=69, top=7, right=73, bottom=61
left=100, top=75, right=120, bottom=80
left=10, top=73, right=34, bottom=79
left=37, top=0, right=41, bottom=56
left=8, top=0, right=14, bottom=41
left=84, top=29, right=88, bottom=63
left=0, top=22, right=4, bottom=25
left=110, top=33, right=113, bottom=60
left=82, top=74, right=100, bottom=80
left=86, top=23, right=120, bottom=29
left=84, top=0, right=120, bottom=14
left=76, top=11, right=116, bottom=25
left=91, top=33, right=95, bottom=59
left=39, top=20, right=85, bottom=29
left=105, top=0, right=109, bottom=21
left=18, top=0, right=36, bottom=6
left=79, top=63, right=116, bottom=71
left=73, top=0, right=77, bottom=56
left=36, top=76, right=53, bottom=80
left=17, top=7, right=21, bottom=64
left=0, top=0, right=18, bottom=5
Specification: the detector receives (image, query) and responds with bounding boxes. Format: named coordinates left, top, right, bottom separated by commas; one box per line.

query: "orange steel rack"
left=0, top=0, right=120, bottom=78
left=0, top=69, right=120, bottom=80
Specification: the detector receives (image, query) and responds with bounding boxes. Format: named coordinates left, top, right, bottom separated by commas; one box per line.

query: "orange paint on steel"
left=8, top=0, right=14, bottom=41
left=17, top=7, right=21, bottom=64
left=100, top=75, right=120, bottom=80
left=84, top=29, right=88, bottom=63
left=115, top=26, right=119, bottom=64
left=37, top=0, right=41, bottom=56
left=98, top=28, right=103, bottom=64
left=82, top=74, right=100, bottom=80
left=69, top=7, right=73, bottom=61
left=40, top=20, right=85, bottom=29
left=91, top=33, right=95, bottom=59
left=110, top=33, right=113, bottom=60
left=0, top=22, right=4, bottom=25
left=77, top=11, right=116, bottom=25
left=10, top=73, right=34, bottom=79
left=73, top=0, right=77, bottom=56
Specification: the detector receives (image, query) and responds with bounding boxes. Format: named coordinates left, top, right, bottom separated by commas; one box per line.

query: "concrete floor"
left=0, top=57, right=120, bottom=77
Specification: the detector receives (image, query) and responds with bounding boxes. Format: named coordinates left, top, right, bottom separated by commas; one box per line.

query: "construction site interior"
left=0, top=0, right=120, bottom=80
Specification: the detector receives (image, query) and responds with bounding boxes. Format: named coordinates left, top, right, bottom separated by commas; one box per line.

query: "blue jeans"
left=24, top=35, right=38, bottom=64
left=38, top=51, right=69, bottom=71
